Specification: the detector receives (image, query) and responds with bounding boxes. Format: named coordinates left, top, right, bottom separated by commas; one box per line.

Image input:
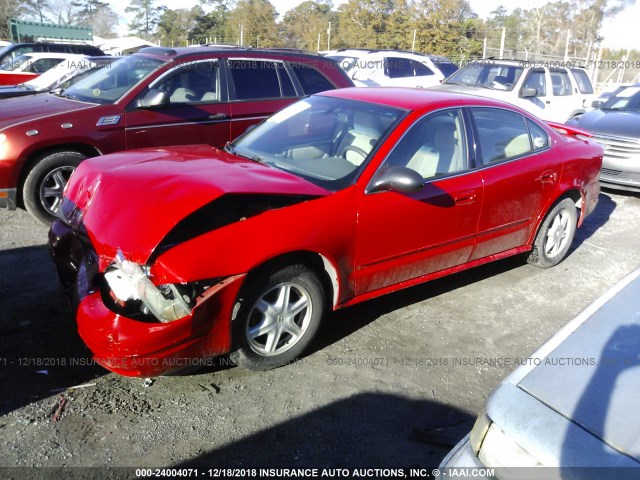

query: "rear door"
left=124, top=59, right=232, bottom=149
left=226, top=58, right=300, bottom=141
left=470, top=107, right=559, bottom=260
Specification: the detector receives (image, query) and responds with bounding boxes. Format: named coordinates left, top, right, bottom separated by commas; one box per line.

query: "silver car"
left=439, top=267, right=640, bottom=479
left=567, top=84, right=640, bottom=193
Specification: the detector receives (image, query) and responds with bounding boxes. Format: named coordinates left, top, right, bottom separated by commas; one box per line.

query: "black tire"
left=230, top=265, right=325, bottom=371
left=23, top=151, right=87, bottom=225
left=527, top=198, right=578, bottom=268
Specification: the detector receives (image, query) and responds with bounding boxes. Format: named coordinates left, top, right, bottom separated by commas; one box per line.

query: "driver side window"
left=384, top=109, right=468, bottom=180
left=156, top=61, right=219, bottom=104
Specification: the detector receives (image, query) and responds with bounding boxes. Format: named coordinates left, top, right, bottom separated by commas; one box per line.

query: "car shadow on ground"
left=0, top=245, right=106, bottom=416
left=173, top=392, right=474, bottom=469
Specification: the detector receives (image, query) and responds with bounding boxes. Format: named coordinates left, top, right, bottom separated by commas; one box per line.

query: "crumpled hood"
left=67, top=144, right=330, bottom=264
left=0, top=93, right=94, bottom=130
left=570, top=109, right=640, bottom=139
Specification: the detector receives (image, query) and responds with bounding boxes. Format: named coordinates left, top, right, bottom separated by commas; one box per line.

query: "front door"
left=124, top=59, right=232, bottom=149
left=354, top=108, right=483, bottom=295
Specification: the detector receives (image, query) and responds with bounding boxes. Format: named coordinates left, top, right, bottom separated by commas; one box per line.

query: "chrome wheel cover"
left=39, top=166, right=75, bottom=215
left=246, top=282, right=313, bottom=356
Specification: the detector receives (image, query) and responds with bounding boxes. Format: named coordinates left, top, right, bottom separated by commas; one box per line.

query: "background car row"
left=0, top=46, right=353, bottom=223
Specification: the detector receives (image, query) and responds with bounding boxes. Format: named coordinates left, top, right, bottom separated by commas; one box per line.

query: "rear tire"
left=23, top=151, right=87, bottom=225
left=527, top=198, right=577, bottom=268
left=230, top=265, right=325, bottom=371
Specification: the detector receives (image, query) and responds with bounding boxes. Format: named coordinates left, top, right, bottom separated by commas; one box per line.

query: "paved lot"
left=1, top=189, right=639, bottom=474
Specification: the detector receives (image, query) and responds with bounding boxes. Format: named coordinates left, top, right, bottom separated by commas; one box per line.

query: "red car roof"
left=318, top=86, right=517, bottom=112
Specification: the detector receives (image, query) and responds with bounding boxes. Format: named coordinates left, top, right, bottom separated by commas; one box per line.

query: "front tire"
left=528, top=198, right=577, bottom=268
left=230, top=265, right=325, bottom=371
left=23, top=151, right=87, bottom=225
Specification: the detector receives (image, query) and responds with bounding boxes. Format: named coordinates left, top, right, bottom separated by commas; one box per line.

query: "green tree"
left=126, top=0, right=164, bottom=40
left=413, top=0, right=477, bottom=57
left=189, top=0, right=230, bottom=44
left=72, top=0, right=119, bottom=37
left=0, top=0, right=25, bottom=39
left=335, top=0, right=395, bottom=49
left=89, top=5, right=119, bottom=37
left=225, top=0, right=278, bottom=47
left=158, top=7, right=204, bottom=46
left=383, top=0, right=417, bottom=50
left=280, top=0, right=333, bottom=51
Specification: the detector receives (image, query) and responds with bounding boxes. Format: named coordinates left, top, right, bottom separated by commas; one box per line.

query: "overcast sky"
left=108, top=0, right=639, bottom=51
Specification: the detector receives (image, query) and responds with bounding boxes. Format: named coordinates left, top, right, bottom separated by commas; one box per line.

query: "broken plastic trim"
left=108, top=249, right=192, bottom=323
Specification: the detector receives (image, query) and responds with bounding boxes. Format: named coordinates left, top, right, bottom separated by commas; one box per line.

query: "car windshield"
left=23, top=58, right=96, bottom=90
left=230, top=95, right=406, bottom=191
left=602, top=86, right=640, bottom=111
left=445, top=63, right=524, bottom=91
left=58, top=55, right=164, bottom=104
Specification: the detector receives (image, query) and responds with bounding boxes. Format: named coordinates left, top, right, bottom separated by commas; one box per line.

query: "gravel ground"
left=1, top=189, right=639, bottom=478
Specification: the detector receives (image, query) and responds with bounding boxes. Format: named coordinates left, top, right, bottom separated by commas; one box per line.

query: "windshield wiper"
left=246, top=154, right=266, bottom=164
left=223, top=141, right=236, bottom=154
left=227, top=145, right=266, bottom=164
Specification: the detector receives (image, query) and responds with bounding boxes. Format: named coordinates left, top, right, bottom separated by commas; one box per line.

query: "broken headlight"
left=104, top=249, right=193, bottom=323
left=58, top=197, right=84, bottom=227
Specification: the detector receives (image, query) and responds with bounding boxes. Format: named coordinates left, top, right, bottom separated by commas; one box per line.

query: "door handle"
left=454, top=190, right=477, bottom=205
left=537, top=171, right=557, bottom=183
left=209, top=113, right=228, bottom=120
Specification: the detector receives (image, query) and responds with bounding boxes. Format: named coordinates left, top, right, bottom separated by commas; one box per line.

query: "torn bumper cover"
left=49, top=218, right=246, bottom=377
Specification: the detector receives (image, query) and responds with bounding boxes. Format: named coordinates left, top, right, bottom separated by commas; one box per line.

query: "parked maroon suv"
left=0, top=46, right=353, bottom=223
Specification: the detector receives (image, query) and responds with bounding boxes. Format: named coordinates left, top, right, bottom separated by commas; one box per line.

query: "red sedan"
left=49, top=88, right=602, bottom=377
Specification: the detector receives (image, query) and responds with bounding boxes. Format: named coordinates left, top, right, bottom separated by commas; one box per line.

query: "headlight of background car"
left=469, top=411, right=492, bottom=456
left=58, top=197, right=84, bottom=227
left=104, top=249, right=192, bottom=323
left=477, top=423, right=543, bottom=468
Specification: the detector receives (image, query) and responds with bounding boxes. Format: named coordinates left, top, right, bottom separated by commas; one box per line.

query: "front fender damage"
left=79, top=272, right=247, bottom=377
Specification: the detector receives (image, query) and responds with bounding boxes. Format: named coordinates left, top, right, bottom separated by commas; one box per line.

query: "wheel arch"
left=241, top=250, right=340, bottom=311
left=530, top=188, right=583, bottom=245
left=16, top=143, right=102, bottom=206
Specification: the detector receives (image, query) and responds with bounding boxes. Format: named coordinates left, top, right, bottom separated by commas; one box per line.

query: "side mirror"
left=520, top=87, right=538, bottom=98
left=137, top=89, right=169, bottom=108
left=591, top=99, right=604, bottom=109
left=369, top=166, right=425, bottom=193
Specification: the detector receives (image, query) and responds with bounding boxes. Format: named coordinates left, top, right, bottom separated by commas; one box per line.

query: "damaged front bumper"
left=49, top=218, right=246, bottom=377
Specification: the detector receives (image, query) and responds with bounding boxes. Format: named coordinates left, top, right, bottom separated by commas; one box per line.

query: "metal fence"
left=480, top=46, right=640, bottom=93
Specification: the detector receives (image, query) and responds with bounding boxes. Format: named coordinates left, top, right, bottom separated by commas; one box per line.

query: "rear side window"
left=384, top=57, right=414, bottom=78
left=289, top=63, right=334, bottom=94
left=550, top=69, right=572, bottom=96
left=413, top=60, right=434, bottom=77
left=433, top=60, right=458, bottom=78
left=570, top=68, right=594, bottom=94
left=527, top=119, right=550, bottom=150
left=472, top=108, right=533, bottom=164
left=229, top=59, right=294, bottom=100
